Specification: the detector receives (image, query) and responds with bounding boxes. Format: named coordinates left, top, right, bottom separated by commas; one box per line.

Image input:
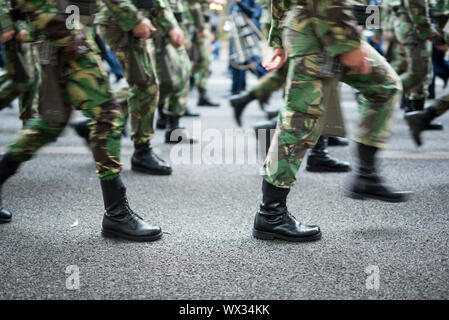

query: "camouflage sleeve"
left=151, top=0, right=178, bottom=33
left=103, top=0, right=144, bottom=31
left=187, top=1, right=205, bottom=30
left=312, top=0, right=361, bottom=56
left=403, top=0, right=435, bottom=40
left=0, top=0, right=14, bottom=34
left=268, top=0, right=290, bottom=48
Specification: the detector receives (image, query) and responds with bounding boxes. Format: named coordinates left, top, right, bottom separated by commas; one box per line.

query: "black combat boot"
left=306, top=137, right=351, bottom=172
left=101, top=177, right=163, bottom=241
left=0, top=153, right=22, bottom=224
left=345, top=143, right=410, bottom=202
left=131, top=141, right=172, bottom=175
left=230, top=91, right=257, bottom=126
left=327, top=136, right=349, bottom=147
left=405, top=108, right=441, bottom=146
left=183, top=107, right=200, bottom=117
left=406, top=99, right=443, bottom=131
left=253, top=180, right=322, bottom=242
left=69, top=119, right=90, bottom=144
left=198, top=89, right=220, bottom=107
left=156, top=103, right=167, bottom=130
left=165, top=116, right=197, bottom=144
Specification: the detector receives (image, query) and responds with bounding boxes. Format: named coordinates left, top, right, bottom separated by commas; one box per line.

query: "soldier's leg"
left=18, top=44, right=40, bottom=124
left=102, top=27, right=171, bottom=175
left=0, top=41, right=36, bottom=113
left=253, top=56, right=323, bottom=242
left=401, top=41, right=431, bottom=112
left=63, top=45, right=162, bottom=241
left=230, top=62, right=288, bottom=127
left=405, top=93, right=449, bottom=146
left=341, top=43, right=408, bottom=202
left=194, top=31, right=219, bottom=107
left=162, top=45, right=196, bottom=144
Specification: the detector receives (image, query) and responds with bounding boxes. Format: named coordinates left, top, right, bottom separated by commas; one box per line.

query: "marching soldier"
left=0, top=0, right=40, bottom=125
left=188, top=0, right=220, bottom=107
left=388, top=0, right=443, bottom=130
left=154, top=0, right=197, bottom=144
left=406, top=0, right=449, bottom=145
left=252, top=0, right=409, bottom=242
left=71, top=0, right=180, bottom=175
left=0, top=0, right=164, bottom=242
left=231, top=0, right=351, bottom=173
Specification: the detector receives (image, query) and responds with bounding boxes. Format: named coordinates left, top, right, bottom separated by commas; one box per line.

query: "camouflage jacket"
left=185, top=0, right=206, bottom=31
left=98, top=0, right=178, bottom=34
left=269, top=0, right=361, bottom=57
left=7, top=0, right=150, bottom=47
left=0, top=0, right=14, bottom=34
left=387, top=0, right=435, bottom=40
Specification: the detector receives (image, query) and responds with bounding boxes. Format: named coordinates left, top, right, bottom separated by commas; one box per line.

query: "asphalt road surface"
left=1, top=58, right=448, bottom=300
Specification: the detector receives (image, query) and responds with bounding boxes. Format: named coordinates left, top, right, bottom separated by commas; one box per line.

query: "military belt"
left=174, top=12, right=184, bottom=23
left=9, top=9, right=26, bottom=22
left=132, top=0, right=155, bottom=9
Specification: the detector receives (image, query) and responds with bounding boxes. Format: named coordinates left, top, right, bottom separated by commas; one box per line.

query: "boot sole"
left=131, top=164, right=172, bottom=176
left=0, top=217, right=12, bottom=224
left=306, top=165, right=351, bottom=173
left=101, top=228, right=163, bottom=242
left=344, top=190, right=409, bottom=203
left=252, top=229, right=322, bottom=242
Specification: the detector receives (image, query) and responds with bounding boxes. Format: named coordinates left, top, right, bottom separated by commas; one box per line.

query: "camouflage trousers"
left=262, top=43, right=402, bottom=188
left=7, top=38, right=124, bottom=181
left=400, top=41, right=432, bottom=101
left=100, top=25, right=159, bottom=145
left=252, top=62, right=288, bottom=102
left=156, top=40, right=192, bottom=117
left=191, top=29, right=212, bottom=92
left=0, top=41, right=40, bottom=122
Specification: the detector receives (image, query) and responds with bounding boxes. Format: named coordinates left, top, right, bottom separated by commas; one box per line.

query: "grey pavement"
left=0, top=57, right=449, bottom=300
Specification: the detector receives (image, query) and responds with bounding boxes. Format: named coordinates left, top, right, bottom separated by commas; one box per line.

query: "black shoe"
left=327, top=136, right=349, bottom=147
left=253, top=180, right=321, bottom=242
left=101, top=177, right=163, bottom=242
left=265, top=109, right=279, bottom=120
left=69, top=119, right=90, bottom=144
left=165, top=117, right=197, bottom=144
left=306, top=137, right=351, bottom=173
left=131, top=142, right=172, bottom=175
left=0, top=207, right=12, bottom=223
left=405, top=109, right=440, bottom=146
left=156, top=116, right=166, bottom=130
left=345, top=143, right=410, bottom=202
left=0, top=153, right=22, bottom=224
left=198, top=90, right=220, bottom=107
left=345, top=172, right=410, bottom=202
left=230, top=91, right=256, bottom=126
left=405, top=100, right=443, bottom=131
left=0, top=182, right=12, bottom=224
left=183, top=107, right=200, bottom=117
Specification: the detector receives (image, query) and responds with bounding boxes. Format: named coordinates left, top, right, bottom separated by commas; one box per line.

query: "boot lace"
left=123, top=197, right=143, bottom=221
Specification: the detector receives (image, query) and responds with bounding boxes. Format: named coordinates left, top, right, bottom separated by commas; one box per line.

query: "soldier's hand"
left=15, top=30, right=28, bottom=43
left=262, top=48, right=288, bottom=71
left=0, top=30, right=15, bottom=43
left=198, top=29, right=208, bottom=39
left=339, top=44, right=372, bottom=75
left=428, top=30, right=441, bottom=41
left=169, top=27, right=185, bottom=48
left=60, top=34, right=90, bottom=61
left=132, top=18, right=157, bottom=40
